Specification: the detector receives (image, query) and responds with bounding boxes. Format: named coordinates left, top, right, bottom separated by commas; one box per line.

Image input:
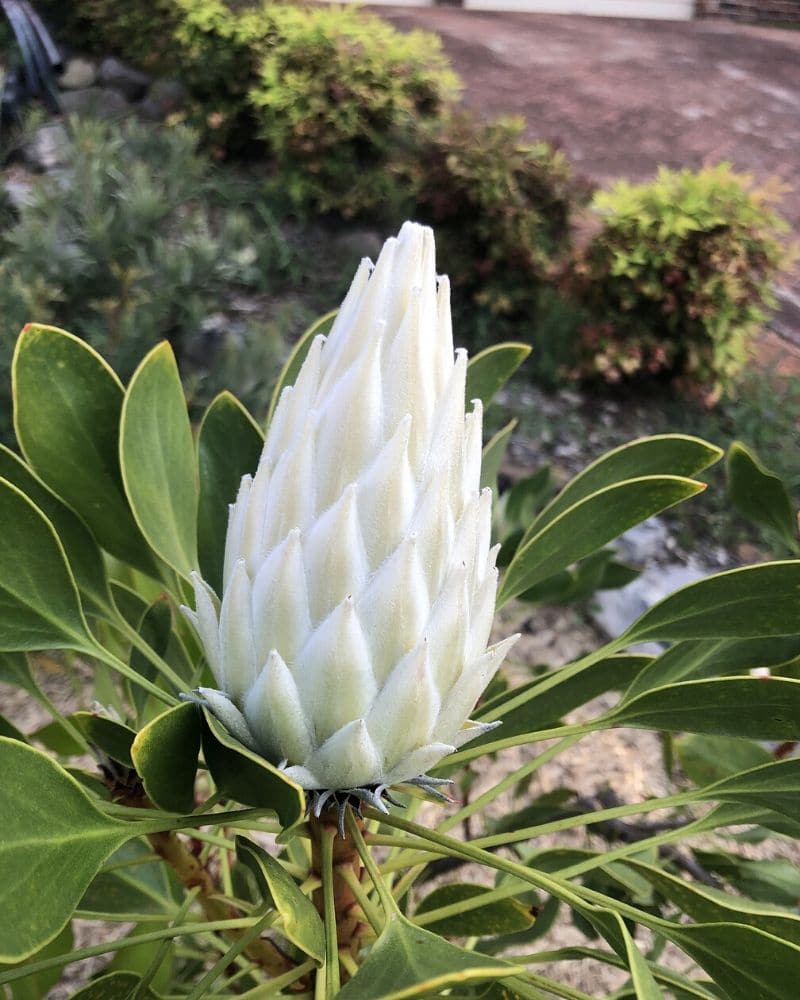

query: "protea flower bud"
left=182, top=222, right=517, bottom=807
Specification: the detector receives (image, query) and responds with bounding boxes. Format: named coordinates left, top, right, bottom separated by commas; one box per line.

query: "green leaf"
left=12, top=325, right=156, bottom=576
left=73, top=712, right=137, bottom=767
left=521, top=435, right=722, bottom=545
left=466, top=343, right=531, bottom=409
left=481, top=419, right=516, bottom=492
left=707, top=757, right=800, bottom=824
left=0, top=738, right=131, bottom=961
left=336, top=913, right=519, bottom=1000
left=129, top=598, right=174, bottom=720
left=120, top=343, right=199, bottom=581
left=79, top=840, right=177, bottom=918
left=0, top=652, right=38, bottom=696
left=0, top=447, right=111, bottom=615
left=623, top=562, right=800, bottom=645
left=727, top=441, right=798, bottom=550
left=0, top=479, right=95, bottom=653
left=4, top=924, right=73, bottom=1000
left=666, top=923, right=800, bottom=1000
left=197, top=391, right=263, bottom=595
left=692, top=851, right=800, bottom=907
left=675, top=733, right=773, bottom=787
left=235, top=835, right=325, bottom=963
left=476, top=655, right=650, bottom=742
left=0, top=714, right=26, bottom=742
left=612, top=913, right=664, bottom=999
left=622, top=858, right=800, bottom=948
left=414, top=884, right=535, bottom=936
left=67, top=971, right=160, bottom=999
left=499, top=476, right=704, bottom=606
left=200, top=709, right=304, bottom=828
left=624, top=635, right=800, bottom=701
left=604, top=677, right=800, bottom=741
left=131, top=702, right=201, bottom=813
left=266, top=309, right=336, bottom=428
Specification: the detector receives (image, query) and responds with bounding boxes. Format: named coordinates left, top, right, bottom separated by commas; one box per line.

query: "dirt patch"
left=377, top=8, right=800, bottom=346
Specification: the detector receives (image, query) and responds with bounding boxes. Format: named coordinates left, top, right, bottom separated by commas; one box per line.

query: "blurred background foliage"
left=3, top=0, right=797, bottom=549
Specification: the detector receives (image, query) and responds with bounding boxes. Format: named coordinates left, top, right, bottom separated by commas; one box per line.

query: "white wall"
left=463, top=0, right=694, bottom=17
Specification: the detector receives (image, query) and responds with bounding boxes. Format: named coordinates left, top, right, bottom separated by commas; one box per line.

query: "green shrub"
left=43, top=1, right=460, bottom=211
left=405, top=114, right=589, bottom=349
left=571, top=164, right=791, bottom=389
left=0, top=116, right=294, bottom=438
left=251, top=4, right=460, bottom=216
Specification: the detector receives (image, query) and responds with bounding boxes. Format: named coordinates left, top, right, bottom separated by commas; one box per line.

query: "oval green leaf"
left=200, top=709, right=304, bottom=828
left=67, top=971, right=160, bottom=999
left=414, top=883, right=535, bottom=936
left=481, top=419, right=517, bottom=492
left=0, top=447, right=111, bottom=615
left=336, top=913, right=518, bottom=1000
left=521, top=434, right=722, bottom=546
left=197, top=391, right=263, bottom=595
left=73, top=712, right=137, bottom=768
left=131, top=702, right=201, bottom=813
left=0, top=738, right=131, bottom=961
left=624, top=562, right=800, bottom=645
left=500, top=476, right=705, bottom=607
left=0, top=479, right=94, bottom=653
left=466, top=342, right=532, bottom=409
left=236, top=835, right=324, bottom=963
left=120, top=343, right=199, bottom=581
left=604, top=677, right=800, bottom=741
left=12, top=325, right=156, bottom=576
left=727, top=441, right=798, bottom=551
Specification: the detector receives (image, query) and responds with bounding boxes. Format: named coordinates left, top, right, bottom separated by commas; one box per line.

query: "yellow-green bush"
left=572, top=165, right=791, bottom=389
left=44, top=1, right=460, bottom=206
left=251, top=5, right=460, bottom=216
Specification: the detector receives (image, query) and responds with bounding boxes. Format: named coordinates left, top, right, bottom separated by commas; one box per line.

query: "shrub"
left=405, top=113, right=589, bottom=349
left=0, top=116, right=294, bottom=438
left=250, top=5, right=460, bottom=216
left=571, top=164, right=791, bottom=389
left=42, top=1, right=460, bottom=208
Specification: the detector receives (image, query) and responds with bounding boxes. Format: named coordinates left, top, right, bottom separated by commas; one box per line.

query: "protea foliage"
left=183, top=222, right=516, bottom=800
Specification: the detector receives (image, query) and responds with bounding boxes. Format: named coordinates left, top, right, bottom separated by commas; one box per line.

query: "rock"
left=21, top=123, right=71, bottom=171
left=137, top=79, right=188, bottom=121
left=97, top=57, right=151, bottom=101
left=615, top=517, right=671, bottom=564
left=2, top=171, right=36, bottom=210
left=591, top=559, right=708, bottom=650
left=58, top=87, right=131, bottom=120
left=58, top=58, right=96, bottom=90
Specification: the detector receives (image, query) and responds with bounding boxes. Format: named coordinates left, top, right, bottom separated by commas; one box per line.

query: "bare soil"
left=377, top=8, right=800, bottom=351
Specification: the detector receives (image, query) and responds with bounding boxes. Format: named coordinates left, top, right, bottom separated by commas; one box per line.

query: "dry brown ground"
left=377, top=7, right=800, bottom=367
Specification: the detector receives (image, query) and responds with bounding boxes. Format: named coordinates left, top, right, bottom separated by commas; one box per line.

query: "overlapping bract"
left=183, top=222, right=516, bottom=791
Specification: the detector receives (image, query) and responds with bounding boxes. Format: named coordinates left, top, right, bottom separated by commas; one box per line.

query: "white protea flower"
left=182, top=222, right=517, bottom=811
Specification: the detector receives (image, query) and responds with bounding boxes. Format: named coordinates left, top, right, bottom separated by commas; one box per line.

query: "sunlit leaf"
left=120, top=343, right=199, bottom=580
left=0, top=738, right=131, bottom=961
left=236, top=836, right=324, bottom=963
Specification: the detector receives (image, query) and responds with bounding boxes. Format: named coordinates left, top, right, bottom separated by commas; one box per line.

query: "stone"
left=21, top=123, right=71, bottom=172
left=591, top=559, right=709, bottom=652
left=58, top=87, right=131, bottom=120
left=58, top=58, right=96, bottom=91
left=137, top=79, right=188, bottom=121
left=97, top=57, right=151, bottom=101
left=615, top=517, right=671, bottom=565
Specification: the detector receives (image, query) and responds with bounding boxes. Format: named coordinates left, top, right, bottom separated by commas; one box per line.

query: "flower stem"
left=320, top=826, right=341, bottom=998
left=307, top=808, right=367, bottom=968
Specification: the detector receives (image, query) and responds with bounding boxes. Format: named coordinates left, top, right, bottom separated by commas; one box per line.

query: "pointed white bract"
left=182, top=222, right=517, bottom=791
